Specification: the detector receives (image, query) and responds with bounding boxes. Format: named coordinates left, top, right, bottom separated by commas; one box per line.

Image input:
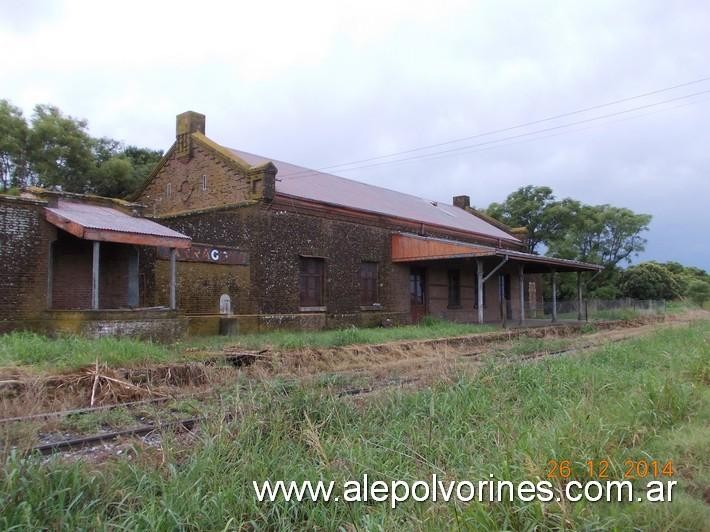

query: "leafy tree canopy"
left=485, top=185, right=651, bottom=269
left=0, top=99, right=162, bottom=198
left=618, top=262, right=684, bottom=300
left=0, top=99, right=29, bottom=191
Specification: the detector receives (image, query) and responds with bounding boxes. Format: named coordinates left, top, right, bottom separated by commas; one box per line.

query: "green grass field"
left=0, top=319, right=495, bottom=371
left=1, top=320, right=708, bottom=530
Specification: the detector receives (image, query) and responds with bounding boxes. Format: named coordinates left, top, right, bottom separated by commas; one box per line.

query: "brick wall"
left=137, top=140, right=270, bottom=217
left=51, top=233, right=92, bottom=309
left=0, top=196, right=54, bottom=330
left=142, top=202, right=411, bottom=327
left=99, top=243, right=133, bottom=309
left=153, top=261, right=251, bottom=314
left=50, top=235, right=134, bottom=310
left=426, top=262, right=523, bottom=323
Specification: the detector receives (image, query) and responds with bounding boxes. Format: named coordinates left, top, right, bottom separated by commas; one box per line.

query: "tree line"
left=0, top=99, right=162, bottom=197
left=484, top=185, right=709, bottom=303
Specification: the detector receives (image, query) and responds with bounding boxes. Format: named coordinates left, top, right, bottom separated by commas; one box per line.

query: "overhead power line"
left=296, top=87, right=710, bottom=175
left=328, top=92, right=710, bottom=175
left=276, top=76, right=710, bottom=179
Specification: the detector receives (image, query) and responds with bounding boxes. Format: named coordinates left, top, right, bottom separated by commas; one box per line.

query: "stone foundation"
left=6, top=309, right=188, bottom=342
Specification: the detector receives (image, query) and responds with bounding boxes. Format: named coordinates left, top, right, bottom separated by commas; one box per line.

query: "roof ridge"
left=227, top=147, right=521, bottom=244
left=228, top=147, right=465, bottom=209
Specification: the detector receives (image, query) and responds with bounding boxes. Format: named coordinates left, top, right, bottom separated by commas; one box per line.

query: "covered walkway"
left=392, top=233, right=603, bottom=325
left=44, top=196, right=191, bottom=311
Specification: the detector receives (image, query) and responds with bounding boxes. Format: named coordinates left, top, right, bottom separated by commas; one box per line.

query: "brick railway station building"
left=0, top=111, right=601, bottom=338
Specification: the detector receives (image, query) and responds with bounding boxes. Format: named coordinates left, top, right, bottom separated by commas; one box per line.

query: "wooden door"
left=410, top=267, right=426, bottom=323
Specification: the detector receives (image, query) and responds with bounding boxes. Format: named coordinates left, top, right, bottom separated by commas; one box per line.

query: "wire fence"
left=526, top=298, right=667, bottom=321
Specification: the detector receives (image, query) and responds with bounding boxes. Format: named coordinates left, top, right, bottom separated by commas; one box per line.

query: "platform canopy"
left=45, top=199, right=191, bottom=249
left=391, top=233, right=602, bottom=273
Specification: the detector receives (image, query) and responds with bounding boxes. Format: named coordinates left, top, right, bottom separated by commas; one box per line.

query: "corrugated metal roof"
left=228, top=148, right=519, bottom=243
left=46, top=199, right=190, bottom=241
left=392, top=233, right=603, bottom=272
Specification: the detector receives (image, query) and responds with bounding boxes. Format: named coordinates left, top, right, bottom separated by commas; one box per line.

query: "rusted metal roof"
left=45, top=199, right=191, bottom=248
left=391, top=233, right=603, bottom=272
left=229, top=148, right=520, bottom=243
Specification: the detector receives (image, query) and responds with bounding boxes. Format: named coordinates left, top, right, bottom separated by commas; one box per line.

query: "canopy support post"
left=476, top=259, right=484, bottom=324
left=518, top=263, right=525, bottom=325
left=169, top=248, right=177, bottom=310
left=91, top=241, right=100, bottom=310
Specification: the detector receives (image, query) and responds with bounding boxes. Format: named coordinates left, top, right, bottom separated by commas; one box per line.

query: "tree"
left=89, top=144, right=162, bottom=198
left=0, top=99, right=29, bottom=191
left=486, top=186, right=651, bottom=269
left=91, top=156, right=135, bottom=198
left=0, top=99, right=163, bottom=198
left=618, top=262, right=684, bottom=300
left=27, top=104, right=95, bottom=192
left=546, top=204, right=651, bottom=268
left=486, top=185, right=559, bottom=253
left=122, top=146, right=163, bottom=191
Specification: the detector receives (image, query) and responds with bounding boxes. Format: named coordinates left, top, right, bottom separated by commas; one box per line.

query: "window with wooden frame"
left=447, top=269, right=461, bottom=308
left=359, top=262, right=378, bottom=306
left=299, top=256, right=324, bottom=308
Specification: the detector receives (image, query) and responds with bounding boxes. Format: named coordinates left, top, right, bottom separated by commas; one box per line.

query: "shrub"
left=618, top=262, right=683, bottom=300
left=687, top=279, right=710, bottom=306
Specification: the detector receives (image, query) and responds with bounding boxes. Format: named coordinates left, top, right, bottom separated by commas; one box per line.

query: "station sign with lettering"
left=157, top=244, right=249, bottom=265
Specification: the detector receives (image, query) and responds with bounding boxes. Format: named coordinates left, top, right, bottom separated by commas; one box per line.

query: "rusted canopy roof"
left=229, top=148, right=520, bottom=244
left=45, top=199, right=191, bottom=248
left=391, top=233, right=603, bottom=272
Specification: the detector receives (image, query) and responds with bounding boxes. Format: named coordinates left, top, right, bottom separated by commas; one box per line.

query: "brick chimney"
left=453, top=195, right=470, bottom=209
left=175, top=111, right=205, bottom=160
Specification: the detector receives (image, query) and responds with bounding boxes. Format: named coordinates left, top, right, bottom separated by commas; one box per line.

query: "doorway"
left=499, top=273, right=513, bottom=321
left=409, top=267, right=426, bottom=323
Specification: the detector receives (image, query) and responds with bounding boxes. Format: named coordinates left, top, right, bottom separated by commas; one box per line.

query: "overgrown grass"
left=0, top=332, right=175, bottom=371
left=182, top=317, right=496, bottom=351
left=591, top=308, right=643, bottom=321
left=2, top=321, right=708, bottom=529
left=0, top=319, right=495, bottom=371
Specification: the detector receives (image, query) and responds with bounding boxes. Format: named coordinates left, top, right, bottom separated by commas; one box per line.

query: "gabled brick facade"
left=133, top=112, right=543, bottom=332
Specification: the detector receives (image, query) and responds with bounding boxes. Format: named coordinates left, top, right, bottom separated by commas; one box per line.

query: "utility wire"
left=277, top=86, right=710, bottom=178
left=331, top=92, right=710, bottom=175
left=276, top=76, right=710, bottom=179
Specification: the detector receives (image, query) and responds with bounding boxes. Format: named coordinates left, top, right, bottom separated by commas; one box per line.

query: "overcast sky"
left=2, top=0, right=709, bottom=269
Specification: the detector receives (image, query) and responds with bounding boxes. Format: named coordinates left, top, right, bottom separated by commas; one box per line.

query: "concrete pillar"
left=518, top=264, right=525, bottom=325
left=91, top=241, right=100, bottom=310
left=169, top=248, right=177, bottom=310
left=551, top=269, right=558, bottom=323
left=576, top=271, right=583, bottom=321
left=476, top=259, right=484, bottom=324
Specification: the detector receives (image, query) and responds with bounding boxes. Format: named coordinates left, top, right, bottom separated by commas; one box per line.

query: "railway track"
left=6, top=318, right=689, bottom=457
left=30, top=417, right=204, bottom=456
